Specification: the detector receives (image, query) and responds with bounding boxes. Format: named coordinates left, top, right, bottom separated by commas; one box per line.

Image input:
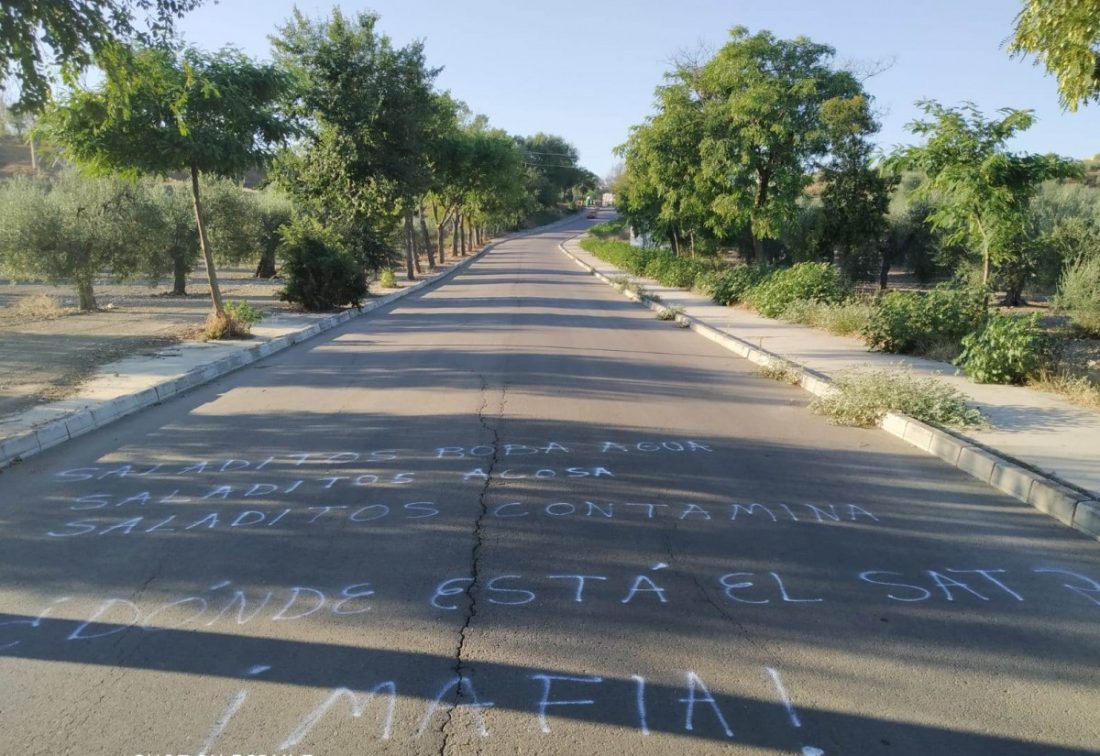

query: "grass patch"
left=1029, top=369, right=1100, bottom=410
left=811, top=369, right=986, bottom=428
left=657, top=305, right=684, bottom=321
left=5, top=294, right=67, bottom=321
left=756, top=358, right=804, bottom=385
left=780, top=299, right=875, bottom=336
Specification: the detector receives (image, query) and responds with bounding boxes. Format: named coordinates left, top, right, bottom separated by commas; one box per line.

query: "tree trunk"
left=878, top=251, right=891, bottom=291
left=190, top=165, right=225, bottom=316
left=28, top=138, right=37, bottom=174
left=460, top=215, right=467, bottom=256
left=437, top=225, right=447, bottom=265
left=403, top=207, right=416, bottom=281
left=751, top=233, right=764, bottom=263
left=173, top=253, right=190, bottom=296
left=452, top=213, right=460, bottom=258
left=671, top=229, right=680, bottom=256
left=419, top=203, right=435, bottom=269
left=76, top=277, right=97, bottom=311
left=254, top=247, right=276, bottom=278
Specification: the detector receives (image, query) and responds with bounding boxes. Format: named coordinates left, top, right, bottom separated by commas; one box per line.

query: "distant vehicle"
left=585, top=208, right=598, bottom=219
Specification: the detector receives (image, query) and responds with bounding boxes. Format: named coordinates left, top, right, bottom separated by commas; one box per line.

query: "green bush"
left=379, top=269, right=397, bottom=288
left=956, top=314, right=1048, bottom=384
left=643, top=255, right=706, bottom=289
left=278, top=218, right=367, bottom=311
left=1054, top=255, right=1100, bottom=335
left=224, top=299, right=263, bottom=325
left=810, top=369, right=985, bottom=427
left=862, top=284, right=988, bottom=355
left=711, top=265, right=773, bottom=306
left=588, top=218, right=628, bottom=239
left=745, top=262, right=848, bottom=318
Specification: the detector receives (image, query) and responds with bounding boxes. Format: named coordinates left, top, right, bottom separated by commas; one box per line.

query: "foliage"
left=1010, top=0, right=1100, bottom=111
left=695, top=28, right=870, bottom=259
left=710, top=264, right=773, bottom=306
left=277, top=217, right=366, bottom=311
left=0, top=171, right=162, bottom=309
left=780, top=299, right=875, bottom=336
left=379, top=269, right=397, bottom=289
left=1030, top=180, right=1100, bottom=289
left=224, top=299, right=262, bottom=325
left=588, top=218, right=629, bottom=240
left=0, top=0, right=203, bottom=111
left=862, top=284, right=989, bottom=355
left=886, top=101, right=1079, bottom=303
left=957, top=314, right=1049, bottom=384
left=272, top=8, right=444, bottom=277
left=810, top=369, right=985, bottom=428
left=745, top=262, right=849, bottom=318
left=819, top=96, right=897, bottom=281
left=202, top=310, right=252, bottom=340
left=40, top=44, right=293, bottom=315
left=1055, top=253, right=1100, bottom=334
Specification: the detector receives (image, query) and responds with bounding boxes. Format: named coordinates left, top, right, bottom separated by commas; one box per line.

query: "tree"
left=616, top=61, right=711, bottom=255
left=271, top=8, right=440, bottom=280
left=888, top=101, right=1080, bottom=304
left=517, top=133, right=585, bottom=208
left=41, top=46, right=293, bottom=317
left=1009, top=0, right=1100, bottom=111
left=695, top=27, right=867, bottom=260
left=0, top=0, right=203, bottom=112
left=819, top=95, right=896, bottom=281
left=0, top=170, right=162, bottom=309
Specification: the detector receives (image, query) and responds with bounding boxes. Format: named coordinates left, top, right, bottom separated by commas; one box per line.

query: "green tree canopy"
left=696, top=27, right=869, bottom=260
left=271, top=7, right=443, bottom=278
left=40, top=45, right=293, bottom=315
left=1, top=0, right=203, bottom=111
left=887, top=101, right=1080, bottom=303
left=1010, top=0, right=1100, bottom=111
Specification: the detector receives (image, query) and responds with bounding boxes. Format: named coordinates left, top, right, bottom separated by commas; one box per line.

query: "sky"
left=178, top=0, right=1100, bottom=179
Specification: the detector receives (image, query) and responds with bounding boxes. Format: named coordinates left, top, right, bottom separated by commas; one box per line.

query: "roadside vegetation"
left=592, top=16, right=1100, bottom=411
left=0, top=5, right=601, bottom=335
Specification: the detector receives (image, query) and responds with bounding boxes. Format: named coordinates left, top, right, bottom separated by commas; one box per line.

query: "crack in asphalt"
left=439, top=375, right=506, bottom=755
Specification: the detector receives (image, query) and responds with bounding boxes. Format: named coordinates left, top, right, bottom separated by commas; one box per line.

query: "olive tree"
left=40, top=45, right=292, bottom=316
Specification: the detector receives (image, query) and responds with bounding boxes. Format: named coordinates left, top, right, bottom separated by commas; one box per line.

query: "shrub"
left=278, top=218, right=367, bottom=311
left=811, top=369, right=985, bottom=428
left=956, top=314, right=1049, bottom=384
left=745, top=262, right=849, bottom=318
left=379, top=269, right=397, bottom=289
left=202, top=310, right=252, bottom=340
left=862, top=284, right=988, bottom=355
left=643, top=255, right=704, bottom=289
left=225, top=299, right=262, bottom=325
left=1054, top=254, right=1100, bottom=335
left=711, top=265, right=773, bottom=306
left=780, top=299, right=874, bottom=336
left=588, top=218, right=628, bottom=239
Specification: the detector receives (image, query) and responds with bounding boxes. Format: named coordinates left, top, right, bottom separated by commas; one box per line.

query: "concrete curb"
left=558, top=236, right=1100, bottom=541
left=0, top=215, right=580, bottom=469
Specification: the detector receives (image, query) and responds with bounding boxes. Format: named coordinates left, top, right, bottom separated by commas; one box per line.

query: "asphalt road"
left=1, top=214, right=1098, bottom=756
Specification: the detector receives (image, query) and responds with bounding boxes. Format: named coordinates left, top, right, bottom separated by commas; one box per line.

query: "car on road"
left=585, top=208, right=598, bottom=218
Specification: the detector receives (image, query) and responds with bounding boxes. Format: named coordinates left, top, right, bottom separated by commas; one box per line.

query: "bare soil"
left=0, top=268, right=301, bottom=419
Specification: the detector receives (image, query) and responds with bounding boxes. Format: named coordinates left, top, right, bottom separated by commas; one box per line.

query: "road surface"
left=1, top=215, right=1098, bottom=755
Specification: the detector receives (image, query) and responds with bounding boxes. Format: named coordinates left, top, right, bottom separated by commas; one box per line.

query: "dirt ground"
left=0, top=268, right=305, bottom=420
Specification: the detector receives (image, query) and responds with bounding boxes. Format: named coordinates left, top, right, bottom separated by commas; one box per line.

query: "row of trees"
left=615, top=18, right=1097, bottom=306
left=1, top=5, right=597, bottom=318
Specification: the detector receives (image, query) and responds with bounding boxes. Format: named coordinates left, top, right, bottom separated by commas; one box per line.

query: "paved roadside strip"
left=559, top=233, right=1100, bottom=541
left=0, top=216, right=579, bottom=469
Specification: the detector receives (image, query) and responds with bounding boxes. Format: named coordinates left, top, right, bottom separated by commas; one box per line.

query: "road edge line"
left=557, top=235, right=1100, bottom=541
